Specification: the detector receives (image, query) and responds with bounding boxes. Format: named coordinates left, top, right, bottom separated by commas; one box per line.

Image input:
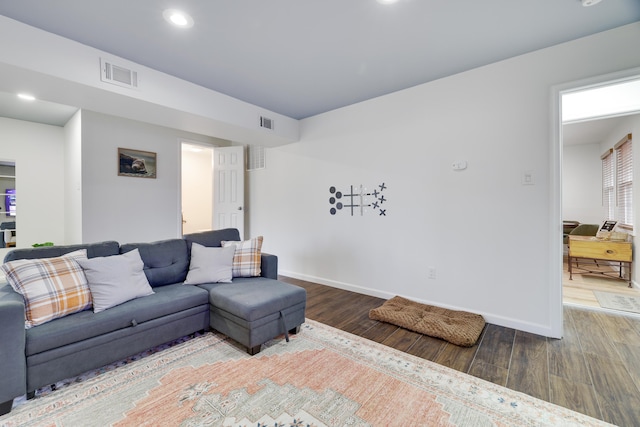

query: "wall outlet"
left=428, top=267, right=436, bottom=279
left=522, top=170, right=535, bottom=185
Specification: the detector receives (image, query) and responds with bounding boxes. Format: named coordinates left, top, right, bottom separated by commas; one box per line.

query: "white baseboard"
left=280, top=270, right=559, bottom=339
left=280, top=270, right=395, bottom=300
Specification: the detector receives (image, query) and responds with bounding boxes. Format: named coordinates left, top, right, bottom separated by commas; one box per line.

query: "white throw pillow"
left=77, top=249, right=154, bottom=313
left=184, top=243, right=235, bottom=285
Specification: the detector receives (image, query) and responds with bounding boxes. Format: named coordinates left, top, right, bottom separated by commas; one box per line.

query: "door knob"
left=238, top=206, right=243, bottom=211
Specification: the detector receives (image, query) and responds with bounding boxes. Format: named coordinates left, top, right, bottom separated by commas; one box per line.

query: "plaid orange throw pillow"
left=222, top=236, right=263, bottom=277
left=1, top=250, right=91, bottom=328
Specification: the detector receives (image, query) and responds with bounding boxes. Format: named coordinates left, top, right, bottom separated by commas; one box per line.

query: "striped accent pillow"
left=222, top=236, right=263, bottom=277
left=1, top=250, right=91, bottom=328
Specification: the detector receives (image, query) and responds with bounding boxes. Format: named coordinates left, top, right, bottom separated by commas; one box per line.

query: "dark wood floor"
left=280, top=276, right=640, bottom=426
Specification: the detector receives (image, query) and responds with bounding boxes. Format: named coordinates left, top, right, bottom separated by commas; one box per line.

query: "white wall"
left=562, top=143, right=604, bottom=225
left=248, top=23, right=640, bottom=337
left=79, top=111, right=221, bottom=244
left=0, top=111, right=229, bottom=248
left=0, top=117, right=65, bottom=258
left=64, top=110, right=83, bottom=244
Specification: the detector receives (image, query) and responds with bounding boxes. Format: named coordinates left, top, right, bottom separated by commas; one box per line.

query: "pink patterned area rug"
left=0, top=320, right=610, bottom=427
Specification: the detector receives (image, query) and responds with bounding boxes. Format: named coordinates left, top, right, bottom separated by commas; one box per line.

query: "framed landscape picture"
left=118, top=148, right=156, bottom=178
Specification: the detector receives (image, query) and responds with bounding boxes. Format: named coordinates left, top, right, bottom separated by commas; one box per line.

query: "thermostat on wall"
left=452, top=160, right=467, bottom=171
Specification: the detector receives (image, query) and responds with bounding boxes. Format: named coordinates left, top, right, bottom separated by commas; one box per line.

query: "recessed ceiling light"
left=377, top=0, right=399, bottom=4
left=163, top=9, right=194, bottom=28
left=582, top=0, right=602, bottom=6
left=17, top=93, right=36, bottom=101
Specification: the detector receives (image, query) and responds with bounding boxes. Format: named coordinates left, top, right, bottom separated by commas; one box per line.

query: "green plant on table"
left=32, top=242, right=54, bottom=247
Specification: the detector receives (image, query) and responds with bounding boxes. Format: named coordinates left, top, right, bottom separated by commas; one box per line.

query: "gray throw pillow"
left=184, top=243, right=235, bottom=285
left=77, top=249, right=154, bottom=313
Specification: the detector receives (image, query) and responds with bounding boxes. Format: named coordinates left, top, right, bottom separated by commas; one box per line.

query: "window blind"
left=601, top=148, right=614, bottom=220
left=615, top=134, right=633, bottom=227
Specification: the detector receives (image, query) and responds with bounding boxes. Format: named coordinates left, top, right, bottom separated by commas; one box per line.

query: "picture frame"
left=118, top=148, right=156, bottom=178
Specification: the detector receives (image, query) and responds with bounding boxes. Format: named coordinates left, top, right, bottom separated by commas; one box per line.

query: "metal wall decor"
left=329, top=183, right=387, bottom=216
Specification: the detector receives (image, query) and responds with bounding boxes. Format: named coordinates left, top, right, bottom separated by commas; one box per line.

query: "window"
left=615, top=134, right=633, bottom=227
left=602, top=148, right=614, bottom=220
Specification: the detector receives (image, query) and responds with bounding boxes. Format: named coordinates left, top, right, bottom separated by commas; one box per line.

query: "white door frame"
left=550, top=66, right=640, bottom=338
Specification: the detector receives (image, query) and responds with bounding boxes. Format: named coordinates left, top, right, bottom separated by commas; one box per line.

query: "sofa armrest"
left=0, top=284, right=26, bottom=414
left=260, top=253, right=278, bottom=280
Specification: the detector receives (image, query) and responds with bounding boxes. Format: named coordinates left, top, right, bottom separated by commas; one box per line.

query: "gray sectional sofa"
left=0, top=228, right=306, bottom=416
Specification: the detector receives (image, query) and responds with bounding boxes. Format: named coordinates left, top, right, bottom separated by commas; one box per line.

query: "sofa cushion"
left=120, top=239, right=189, bottom=287
left=77, top=249, right=155, bottom=313
left=200, top=277, right=306, bottom=322
left=184, top=243, right=235, bottom=285
left=183, top=228, right=241, bottom=250
left=222, top=236, right=263, bottom=277
left=3, top=241, right=120, bottom=263
left=1, top=250, right=91, bottom=328
left=24, top=283, right=209, bottom=356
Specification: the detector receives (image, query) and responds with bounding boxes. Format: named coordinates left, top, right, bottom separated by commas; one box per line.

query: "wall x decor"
left=329, top=183, right=388, bottom=216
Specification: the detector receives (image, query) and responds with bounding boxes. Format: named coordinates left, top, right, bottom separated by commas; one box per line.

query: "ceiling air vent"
left=246, top=145, right=266, bottom=171
left=100, top=58, right=138, bottom=89
left=259, top=115, right=274, bottom=130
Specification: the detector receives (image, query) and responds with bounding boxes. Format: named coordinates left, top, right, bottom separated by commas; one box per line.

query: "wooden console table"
left=568, top=235, right=633, bottom=287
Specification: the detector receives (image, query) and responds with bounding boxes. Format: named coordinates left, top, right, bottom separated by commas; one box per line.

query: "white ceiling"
left=0, top=92, right=78, bottom=127
left=0, top=0, right=639, bottom=144
left=563, top=115, right=634, bottom=146
left=1, top=0, right=639, bottom=120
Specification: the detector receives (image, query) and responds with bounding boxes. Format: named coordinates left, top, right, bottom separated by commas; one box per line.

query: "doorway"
left=181, top=142, right=214, bottom=235
left=180, top=143, right=245, bottom=238
left=559, top=73, right=640, bottom=316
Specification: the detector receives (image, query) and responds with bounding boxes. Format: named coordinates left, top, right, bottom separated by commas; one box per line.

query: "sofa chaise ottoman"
left=183, top=229, right=307, bottom=355
left=199, top=278, right=306, bottom=354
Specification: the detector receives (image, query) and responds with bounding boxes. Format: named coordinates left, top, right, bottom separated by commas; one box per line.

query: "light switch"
left=522, top=170, right=535, bottom=185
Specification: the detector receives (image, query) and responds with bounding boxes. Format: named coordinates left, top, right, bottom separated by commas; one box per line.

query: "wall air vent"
left=259, top=116, right=274, bottom=130
left=246, top=145, right=266, bottom=171
left=100, top=58, right=138, bottom=89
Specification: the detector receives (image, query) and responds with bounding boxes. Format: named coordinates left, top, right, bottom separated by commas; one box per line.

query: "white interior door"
left=213, top=146, right=245, bottom=239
